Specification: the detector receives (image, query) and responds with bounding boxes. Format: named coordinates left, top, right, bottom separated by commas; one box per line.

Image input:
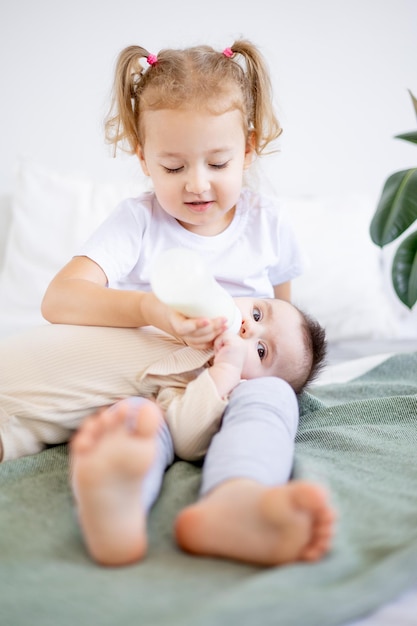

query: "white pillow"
left=0, top=159, right=147, bottom=337
left=286, top=194, right=412, bottom=341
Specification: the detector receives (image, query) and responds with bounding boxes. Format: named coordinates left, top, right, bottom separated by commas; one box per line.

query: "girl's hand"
left=171, top=312, right=229, bottom=350
left=141, top=292, right=228, bottom=349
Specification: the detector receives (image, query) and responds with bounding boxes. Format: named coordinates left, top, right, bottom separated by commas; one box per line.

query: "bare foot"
left=174, top=479, right=335, bottom=566
left=70, top=399, right=162, bottom=566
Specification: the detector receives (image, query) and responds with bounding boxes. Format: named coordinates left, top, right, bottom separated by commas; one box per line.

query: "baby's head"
left=235, top=298, right=327, bottom=394
left=105, top=40, right=281, bottom=157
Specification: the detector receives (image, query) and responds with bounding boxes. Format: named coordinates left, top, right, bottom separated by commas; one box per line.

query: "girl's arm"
left=42, top=256, right=145, bottom=327
left=273, top=281, right=291, bottom=302
left=41, top=256, right=226, bottom=348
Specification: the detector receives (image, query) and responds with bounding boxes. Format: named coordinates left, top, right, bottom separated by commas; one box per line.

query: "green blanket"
left=1, top=352, right=417, bottom=626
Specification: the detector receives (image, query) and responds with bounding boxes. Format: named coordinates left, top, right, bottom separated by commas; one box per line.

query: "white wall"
left=1, top=0, right=416, bottom=198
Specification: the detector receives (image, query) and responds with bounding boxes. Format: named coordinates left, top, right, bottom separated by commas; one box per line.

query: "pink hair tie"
left=147, top=53, right=158, bottom=66
left=222, top=47, right=234, bottom=58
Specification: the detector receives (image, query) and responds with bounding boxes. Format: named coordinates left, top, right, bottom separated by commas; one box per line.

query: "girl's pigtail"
left=230, top=40, right=282, bottom=154
left=105, top=45, right=151, bottom=154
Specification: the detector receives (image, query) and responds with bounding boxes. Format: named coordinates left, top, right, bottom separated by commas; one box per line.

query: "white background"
left=1, top=0, right=416, bottom=198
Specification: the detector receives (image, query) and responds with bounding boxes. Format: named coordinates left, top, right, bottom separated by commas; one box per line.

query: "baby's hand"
left=213, top=332, right=247, bottom=373
left=207, top=332, right=247, bottom=398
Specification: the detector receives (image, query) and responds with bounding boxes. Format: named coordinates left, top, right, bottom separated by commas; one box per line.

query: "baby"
left=0, top=296, right=333, bottom=568
left=0, top=296, right=325, bottom=462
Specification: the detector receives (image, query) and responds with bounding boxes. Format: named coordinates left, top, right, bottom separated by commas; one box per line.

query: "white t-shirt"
left=77, top=187, right=305, bottom=297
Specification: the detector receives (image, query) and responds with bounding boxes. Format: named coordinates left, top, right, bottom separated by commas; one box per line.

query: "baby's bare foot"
left=71, top=399, right=162, bottom=566
left=175, top=479, right=335, bottom=566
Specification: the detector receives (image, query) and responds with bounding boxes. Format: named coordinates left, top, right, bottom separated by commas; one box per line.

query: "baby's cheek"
left=241, top=356, right=259, bottom=380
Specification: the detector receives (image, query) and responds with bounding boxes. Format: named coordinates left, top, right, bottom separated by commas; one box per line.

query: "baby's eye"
left=257, top=342, right=266, bottom=360
left=252, top=306, right=261, bottom=322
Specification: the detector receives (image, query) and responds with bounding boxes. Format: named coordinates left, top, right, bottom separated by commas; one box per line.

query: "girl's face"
left=137, top=108, right=254, bottom=236
left=235, top=297, right=306, bottom=385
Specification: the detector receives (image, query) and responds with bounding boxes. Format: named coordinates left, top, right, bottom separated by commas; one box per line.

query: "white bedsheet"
left=317, top=353, right=395, bottom=386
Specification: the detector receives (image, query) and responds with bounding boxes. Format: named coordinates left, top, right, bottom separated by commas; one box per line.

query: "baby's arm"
left=41, top=256, right=226, bottom=349
left=207, top=332, right=247, bottom=399
left=160, top=333, right=247, bottom=460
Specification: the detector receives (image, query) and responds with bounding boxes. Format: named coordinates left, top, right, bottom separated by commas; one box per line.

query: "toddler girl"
left=39, top=40, right=335, bottom=566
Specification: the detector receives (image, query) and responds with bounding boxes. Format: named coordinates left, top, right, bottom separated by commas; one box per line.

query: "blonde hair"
left=105, top=40, right=282, bottom=156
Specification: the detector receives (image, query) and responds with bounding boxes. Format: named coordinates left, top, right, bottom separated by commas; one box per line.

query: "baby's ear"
left=136, top=145, right=150, bottom=176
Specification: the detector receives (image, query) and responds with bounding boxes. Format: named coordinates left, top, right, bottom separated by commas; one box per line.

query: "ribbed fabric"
left=0, top=324, right=226, bottom=461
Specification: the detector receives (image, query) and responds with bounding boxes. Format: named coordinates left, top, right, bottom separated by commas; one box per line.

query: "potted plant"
left=369, top=90, right=417, bottom=309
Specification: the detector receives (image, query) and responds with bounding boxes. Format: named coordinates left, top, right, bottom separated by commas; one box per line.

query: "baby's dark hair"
left=105, top=39, right=282, bottom=156
left=293, top=309, right=327, bottom=395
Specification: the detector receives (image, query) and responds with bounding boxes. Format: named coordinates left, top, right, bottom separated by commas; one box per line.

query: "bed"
left=1, top=160, right=417, bottom=626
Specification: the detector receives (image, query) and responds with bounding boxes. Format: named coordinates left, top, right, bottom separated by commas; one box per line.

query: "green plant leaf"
left=370, top=168, right=417, bottom=246
left=392, top=230, right=417, bottom=308
left=408, top=89, right=417, bottom=119
left=395, top=130, right=417, bottom=145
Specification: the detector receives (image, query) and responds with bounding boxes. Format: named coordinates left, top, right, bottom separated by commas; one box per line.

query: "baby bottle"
left=150, top=248, right=242, bottom=334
